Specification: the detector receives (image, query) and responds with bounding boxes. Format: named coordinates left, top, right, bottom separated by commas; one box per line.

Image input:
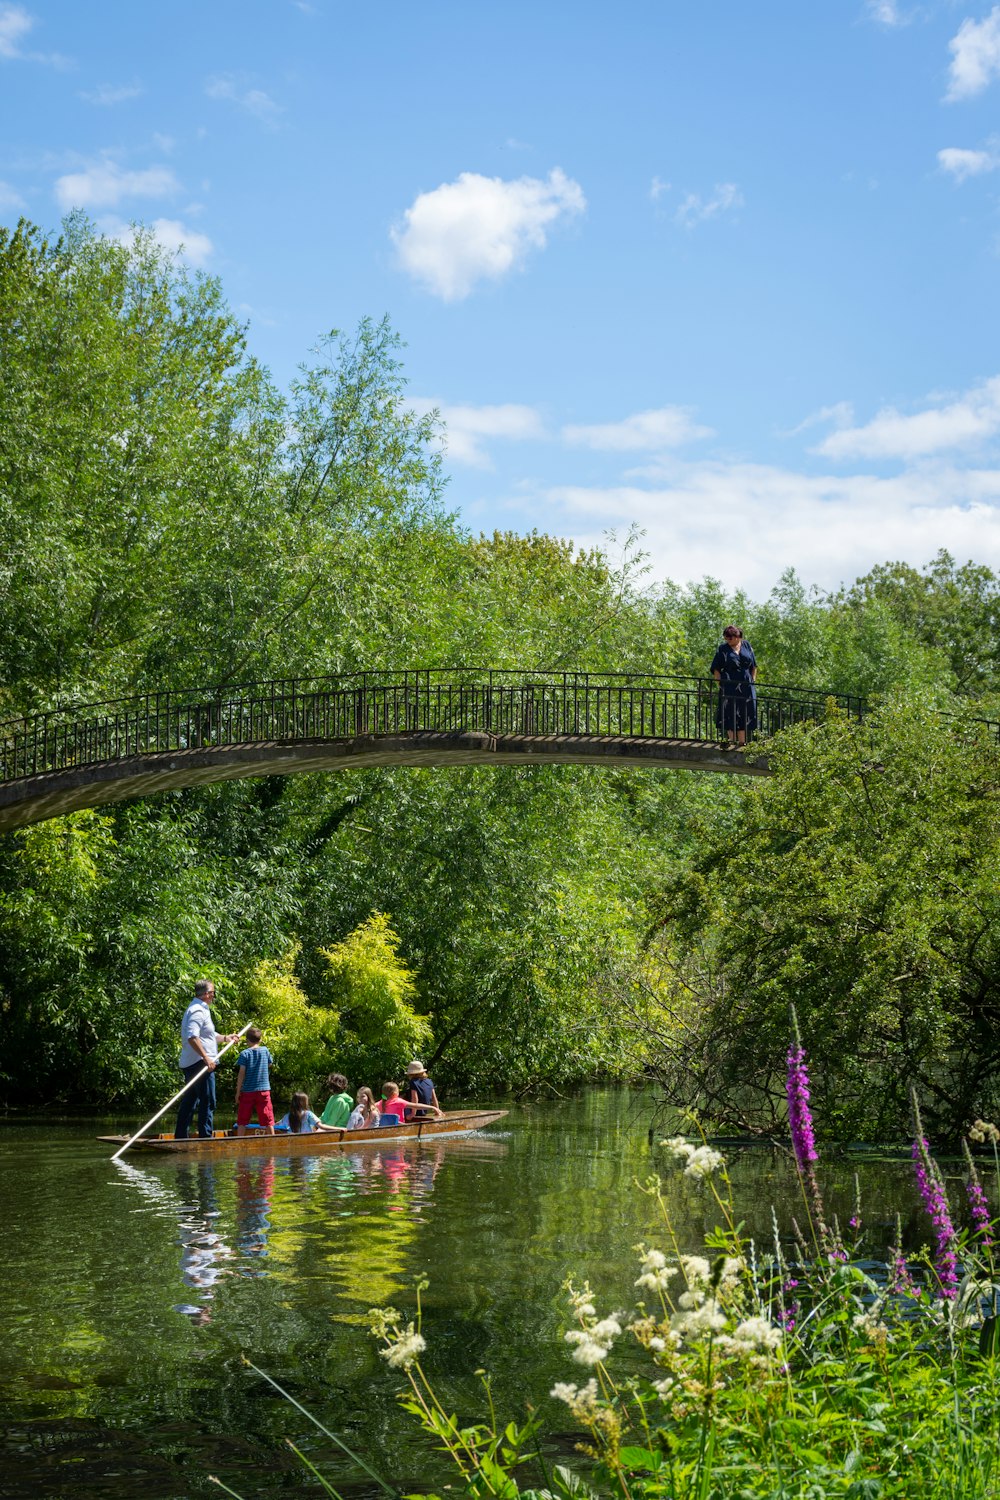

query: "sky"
left=3, top=1, right=1000, bottom=597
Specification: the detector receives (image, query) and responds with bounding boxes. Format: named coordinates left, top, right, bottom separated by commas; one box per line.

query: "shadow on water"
left=0, top=1089, right=982, bottom=1500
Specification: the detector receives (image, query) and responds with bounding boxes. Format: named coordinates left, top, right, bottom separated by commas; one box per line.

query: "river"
left=0, top=1088, right=942, bottom=1500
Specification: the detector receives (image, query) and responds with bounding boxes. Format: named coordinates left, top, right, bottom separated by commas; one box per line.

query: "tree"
left=843, top=550, right=1000, bottom=697
left=647, top=696, right=1000, bottom=1141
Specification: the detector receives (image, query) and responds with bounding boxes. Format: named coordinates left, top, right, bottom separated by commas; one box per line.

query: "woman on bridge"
left=711, top=625, right=757, bottom=748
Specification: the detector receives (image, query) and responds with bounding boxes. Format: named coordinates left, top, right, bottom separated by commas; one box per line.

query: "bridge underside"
left=0, top=731, right=767, bottom=832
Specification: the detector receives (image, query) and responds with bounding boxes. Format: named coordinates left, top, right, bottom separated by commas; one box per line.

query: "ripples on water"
left=0, top=1090, right=967, bottom=1499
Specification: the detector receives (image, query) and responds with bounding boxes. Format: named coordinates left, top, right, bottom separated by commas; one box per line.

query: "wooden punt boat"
left=98, top=1108, right=507, bottom=1157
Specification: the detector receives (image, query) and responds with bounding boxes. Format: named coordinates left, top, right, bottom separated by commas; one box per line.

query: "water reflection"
left=172, top=1164, right=235, bottom=1323
left=114, top=1136, right=508, bottom=1322
left=234, top=1158, right=275, bottom=1274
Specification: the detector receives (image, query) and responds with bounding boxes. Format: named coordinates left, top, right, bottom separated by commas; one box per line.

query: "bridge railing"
left=0, top=670, right=867, bottom=783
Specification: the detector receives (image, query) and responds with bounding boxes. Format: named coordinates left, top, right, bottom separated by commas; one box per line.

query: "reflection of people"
left=235, top=1027, right=275, bottom=1137
left=403, top=1060, right=441, bottom=1119
left=235, top=1158, right=275, bottom=1271
left=174, top=1162, right=233, bottom=1322
left=711, top=625, right=758, bottom=748
left=175, top=981, right=236, bottom=1139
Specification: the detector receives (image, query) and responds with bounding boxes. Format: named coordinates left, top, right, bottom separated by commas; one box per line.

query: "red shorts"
left=237, top=1090, right=274, bottom=1128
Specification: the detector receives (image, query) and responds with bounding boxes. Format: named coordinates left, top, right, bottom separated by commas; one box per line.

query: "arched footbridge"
left=0, top=669, right=866, bottom=832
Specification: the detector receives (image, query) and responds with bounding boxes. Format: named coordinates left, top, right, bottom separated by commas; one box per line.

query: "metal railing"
left=0, top=669, right=868, bottom=784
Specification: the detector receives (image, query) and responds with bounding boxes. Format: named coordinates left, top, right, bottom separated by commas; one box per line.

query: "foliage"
left=317, top=912, right=432, bottom=1083
left=238, top=1050, right=1000, bottom=1500
left=842, top=549, right=1000, bottom=697
left=4, top=211, right=1000, bottom=1117
left=644, top=695, right=1000, bottom=1142
left=233, top=943, right=339, bottom=1090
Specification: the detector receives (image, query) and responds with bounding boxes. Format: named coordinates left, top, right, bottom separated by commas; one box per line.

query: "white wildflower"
left=671, top=1299, right=727, bottom=1340
left=718, top=1316, right=782, bottom=1357
left=566, top=1282, right=598, bottom=1318
left=852, top=1310, right=891, bottom=1343
left=679, top=1255, right=711, bottom=1286
left=550, top=1378, right=601, bottom=1419
left=566, top=1333, right=610, bottom=1366
left=683, top=1146, right=724, bottom=1180
left=367, top=1306, right=400, bottom=1339
left=653, top=1375, right=677, bottom=1397
left=381, top=1324, right=426, bottom=1369
left=649, top=1336, right=666, bottom=1351
left=661, top=1136, right=695, bottom=1162
left=635, top=1247, right=677, bottom=1293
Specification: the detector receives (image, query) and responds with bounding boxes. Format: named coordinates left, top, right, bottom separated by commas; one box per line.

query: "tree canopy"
left=3, top=214, right=999, bottom=1136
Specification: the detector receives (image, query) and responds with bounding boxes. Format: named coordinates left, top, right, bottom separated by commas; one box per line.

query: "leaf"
left=980, top=1314, right=1000, bottom=1358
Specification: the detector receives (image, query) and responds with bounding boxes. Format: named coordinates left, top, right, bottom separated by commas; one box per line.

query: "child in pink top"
left=379, top=1082, right=408, bottom=1123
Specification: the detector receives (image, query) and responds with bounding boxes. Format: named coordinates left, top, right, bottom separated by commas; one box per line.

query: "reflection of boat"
left=98, top=1108, right=507, bottom=1156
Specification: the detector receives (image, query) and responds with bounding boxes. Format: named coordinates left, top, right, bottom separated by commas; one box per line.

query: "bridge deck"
left=0, top=670, right=862, bottom=831
left=0, top=730, right=767, bottom=832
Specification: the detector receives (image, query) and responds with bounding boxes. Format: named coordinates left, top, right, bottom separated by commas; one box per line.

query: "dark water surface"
left=0, top=1090, right=937, bottom=1500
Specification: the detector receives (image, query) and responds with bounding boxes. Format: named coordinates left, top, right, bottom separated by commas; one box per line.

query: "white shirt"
left=178, top=999, right=218, bottom=1069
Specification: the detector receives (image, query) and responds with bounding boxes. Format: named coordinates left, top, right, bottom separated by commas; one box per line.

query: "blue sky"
left=3, top=1, right=1000, bottom=595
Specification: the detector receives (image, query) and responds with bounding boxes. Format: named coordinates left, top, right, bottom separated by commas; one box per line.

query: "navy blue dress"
left=710, top=641, right=757, bottom=735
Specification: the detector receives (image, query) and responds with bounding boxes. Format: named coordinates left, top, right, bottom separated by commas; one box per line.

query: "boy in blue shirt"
left=234, top=1027, right=275, bottom=1136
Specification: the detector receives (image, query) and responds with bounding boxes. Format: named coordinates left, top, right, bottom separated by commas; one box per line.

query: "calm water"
left=0, top=1090, right=944, bottom=1500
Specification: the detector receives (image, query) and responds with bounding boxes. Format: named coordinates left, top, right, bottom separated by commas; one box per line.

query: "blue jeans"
left=175, top=1062, right=216, bottom=1139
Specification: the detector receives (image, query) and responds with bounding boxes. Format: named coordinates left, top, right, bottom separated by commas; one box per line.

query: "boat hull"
left=98, top=1108, right=507, bottom=1156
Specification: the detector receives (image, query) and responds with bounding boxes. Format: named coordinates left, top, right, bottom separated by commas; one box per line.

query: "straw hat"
left=406, top=1060, right=425, bottom=1076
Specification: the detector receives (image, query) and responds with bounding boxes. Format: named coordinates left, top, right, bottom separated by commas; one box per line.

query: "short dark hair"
left=193, top=979, right=212, bottom=998
left=326, top=1073, right=348, bottom=1091
left=246, top=1026, right=263, bottom=1046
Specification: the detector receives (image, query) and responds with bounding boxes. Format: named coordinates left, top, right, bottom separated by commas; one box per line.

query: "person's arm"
left=430, top=1087, right=440, bottom=1110
left=235, top=1064, right=246, bottom=1101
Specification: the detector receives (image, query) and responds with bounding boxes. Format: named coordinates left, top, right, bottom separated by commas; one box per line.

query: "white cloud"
left=866, top=0, right=906, bottom=26
left=946, top=7, right=1000, bottom=101
left=784, top=401, right=855, bottom=437
left=0, top=179, right=25, bottom=210
left=0, top=2, right=67, bottom=65
left=674, top=182, right=743, bottom=229
left=391, top=167, right=585, bottom=300
left=0, top=3, right=30, bottom=56
left=205, top=74, right=282, bottom=124
left=649, top=176, right=670, bottom=201
left=562, top=406, right=712, bottom=452
left=79, top=81, right=142, bottom=105
left=537, top=461, right=1000, bottom=595
left=409, top=398, right=545, bottom=467
left=937, top=144, right=999, bottom=180
left=55, top=159, right=179, bottom=212
left=102, top=216, right=213, bottom=268
left=815, top=376, right=1000, bottom=459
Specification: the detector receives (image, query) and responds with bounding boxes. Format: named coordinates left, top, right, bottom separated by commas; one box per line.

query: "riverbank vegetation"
left=3, top=215, right=1000, bottom=1137
left=222, top=1043, right=1000, bottom=1500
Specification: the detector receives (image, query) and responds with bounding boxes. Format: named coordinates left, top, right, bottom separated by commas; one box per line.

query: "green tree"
left=317, top=912, right=431, bottom=1082
left=647, top=696, right=1000, bottom=1141
left=842, top=549, right=1000, bottom=696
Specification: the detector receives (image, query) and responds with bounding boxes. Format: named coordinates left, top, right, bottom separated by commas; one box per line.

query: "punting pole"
left=110, top=1022, right=253, bottom=1161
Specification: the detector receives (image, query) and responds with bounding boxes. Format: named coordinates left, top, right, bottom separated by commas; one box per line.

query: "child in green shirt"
left=320, top=1072, right=353, bottom=1127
